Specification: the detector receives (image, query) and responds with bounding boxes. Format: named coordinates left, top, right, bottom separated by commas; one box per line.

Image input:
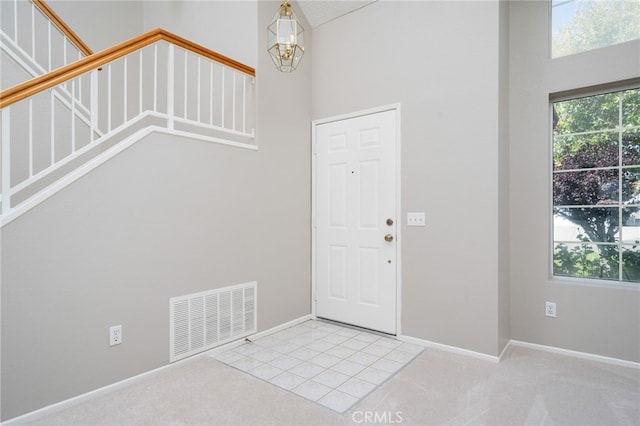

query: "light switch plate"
left=407, top=212, right=425, bottom=226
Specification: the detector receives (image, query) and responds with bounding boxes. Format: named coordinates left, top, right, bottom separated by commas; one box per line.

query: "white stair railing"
left=1, top=0, right=95, bottom=159
left=0, top=29, right=255, bottom=227
left=0, top=0, right=92, bottom=87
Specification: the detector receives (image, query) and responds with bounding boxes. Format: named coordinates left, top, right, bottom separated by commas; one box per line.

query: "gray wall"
left=0, top=0, right=311, bottom=420
left=47, top=1, right=144, bottom=51
left=254, top=0, right=312, bottom=332
left=1, top=135, right=259, bottom=418
left=47, top=1, right=257, bottom=67
left=142, top=1, right=257, bottom=68
left=509, top=1, right=640, bottom=362
left=311, top=1, right=508, bottom=357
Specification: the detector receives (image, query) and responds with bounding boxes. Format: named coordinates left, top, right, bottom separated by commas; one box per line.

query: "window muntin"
left=552, top=88, right=640, bottom=283
left=551, top=0, right=640, bottom=58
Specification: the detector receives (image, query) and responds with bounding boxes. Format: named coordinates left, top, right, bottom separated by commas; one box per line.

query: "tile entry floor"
left=212, top=320, right=424, bottom=413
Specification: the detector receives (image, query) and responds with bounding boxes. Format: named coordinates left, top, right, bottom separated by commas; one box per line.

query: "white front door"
left=314, top=108, right=398, bottom=334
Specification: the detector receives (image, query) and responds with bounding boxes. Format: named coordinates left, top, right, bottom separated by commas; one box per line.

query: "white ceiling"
left=295, top=1, right=377, bottom=28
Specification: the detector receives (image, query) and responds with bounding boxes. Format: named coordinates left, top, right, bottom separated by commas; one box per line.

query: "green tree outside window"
left=553, top=89, right=640, bottom=283
left=552, top=0, right=640, bottom=57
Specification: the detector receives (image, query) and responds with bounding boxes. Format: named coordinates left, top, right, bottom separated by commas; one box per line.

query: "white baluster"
left=71, top=79, right=76, bottom=152
left=209, top=61, right=214, bottom=125
left=221, top=67, right=225, bottom=129
left=183, top=50, right=188, bottom=119
left=1, top=108, right=10, bottom=216
left=50, top=91, right=55, bottom=166
left=78, top=73, right=83, bottom=105
left=31, top=1, right=35, bottom=58
left=107, top=64, right=112, bottom=132
left=153, top=44, right=158, bottom=112
left=232, top=72, right=236, bottom=131
left=13, top=0, right=18, bottom=44
left=197, top=56, right=201, bottom=123
left=242, top=74, right=246, bottom=135
left=47, top=21, right=51, bottom=71
left=28, top=99, right=33, bottom=177
left=123, top=56, right=128, bottom=122
left=91, top=70, right=98, bottom=141
left=63, top=37, right=68, bottom=66
left=167, top=44, right=175, bottom=129
left=139, top=50, right=143, bottom=116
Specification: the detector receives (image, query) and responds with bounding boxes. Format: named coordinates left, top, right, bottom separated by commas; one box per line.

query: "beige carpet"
left=23, top=343, right=640, bottom=425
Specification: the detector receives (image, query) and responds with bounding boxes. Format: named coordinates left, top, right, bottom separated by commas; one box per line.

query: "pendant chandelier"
left=267, top=1, right=305, bottom=72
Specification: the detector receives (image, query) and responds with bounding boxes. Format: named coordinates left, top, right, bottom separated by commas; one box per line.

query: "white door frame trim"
left=311, top=103, right=402, bottom=335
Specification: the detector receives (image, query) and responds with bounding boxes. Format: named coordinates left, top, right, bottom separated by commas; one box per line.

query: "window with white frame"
left=552, top=88, right=640, bottom=283
left=551, top=0, right=640, bottom=58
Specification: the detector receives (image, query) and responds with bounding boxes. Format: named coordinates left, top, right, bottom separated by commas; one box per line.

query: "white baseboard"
left=246, top=314, right=314, bottom=341
left=508, top=340, right=640, bottom=369
left=2, top=357, right=181, bottom=425
left=396, top=336, right=640, bottom=368
left=397, top=334, right=501, bottom=363
left=205, top=313, right=314, bottom=356
left=6, top=317, right=637, bottom=424
left=497, top=339, right=511, bottom=362
left=2, top=314, right=313, bottom=425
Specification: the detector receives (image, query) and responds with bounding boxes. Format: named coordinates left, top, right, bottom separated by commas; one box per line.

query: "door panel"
left=329, top=245, right=347, bottom=300
left=329, top=164, right=348, bottom=227
left=315, top=109, right=397, bottom=334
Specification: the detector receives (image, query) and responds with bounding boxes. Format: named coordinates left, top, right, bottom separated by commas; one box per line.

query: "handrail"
left=32, top=0, right=93, bottom=57
left=0, top=28, right=255, bottom=109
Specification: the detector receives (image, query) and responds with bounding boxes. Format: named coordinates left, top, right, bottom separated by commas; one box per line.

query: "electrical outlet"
left=407, top=212, right=426, bottom=226
left=109, top=325, right=122, bottom=346
left=545, top=302, right=557, bottom=318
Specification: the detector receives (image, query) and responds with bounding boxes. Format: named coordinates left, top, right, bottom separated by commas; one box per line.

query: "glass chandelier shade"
left=267, top=2, right=305, bottom=72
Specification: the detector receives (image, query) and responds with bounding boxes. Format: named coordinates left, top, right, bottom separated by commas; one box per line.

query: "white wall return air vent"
left=169, top=281, right=257, bottom=362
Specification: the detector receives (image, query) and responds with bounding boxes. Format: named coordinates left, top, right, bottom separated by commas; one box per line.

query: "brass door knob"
left=384, top=234, right=394, bottom=242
